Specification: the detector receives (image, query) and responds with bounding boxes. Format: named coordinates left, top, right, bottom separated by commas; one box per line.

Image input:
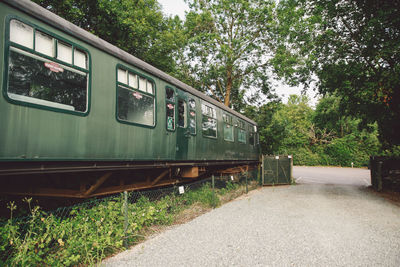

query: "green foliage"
left=180, top=0, right=277, bottom=109
left=250, top=94, right=380, bottom=167
left=0, top=195, right=173, bottom=266
left=273, top=0, right=400, bottom=149
left=0, top=179, right=255, bottom=266
left=181, top=183, right=220, bottom=208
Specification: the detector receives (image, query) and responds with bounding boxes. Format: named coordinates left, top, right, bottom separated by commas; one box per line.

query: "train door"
left=176, top=89, right=189, bottom=160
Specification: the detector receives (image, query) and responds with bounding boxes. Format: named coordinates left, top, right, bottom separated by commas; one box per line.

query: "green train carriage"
left=0, top=0, right=260, bottom=198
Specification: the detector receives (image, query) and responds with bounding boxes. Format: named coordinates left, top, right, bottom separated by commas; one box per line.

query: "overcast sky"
left=157, top=0, right=318, bottom=106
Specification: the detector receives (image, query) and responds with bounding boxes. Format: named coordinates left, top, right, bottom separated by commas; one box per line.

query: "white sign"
left=178, top=186, right=185, bottom=194
left=288, top=155, right=292, bottom=159
left=230, top=175, right=234, bottom=181
left=275, top=156, right=279, bottom=160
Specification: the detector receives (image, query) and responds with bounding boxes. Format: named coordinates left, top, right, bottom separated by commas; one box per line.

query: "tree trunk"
left=224, top=67, right=232, bottom=107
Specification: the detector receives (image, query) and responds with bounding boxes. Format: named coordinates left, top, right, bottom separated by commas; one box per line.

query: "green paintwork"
left=0, top=2, right=259, bottom=163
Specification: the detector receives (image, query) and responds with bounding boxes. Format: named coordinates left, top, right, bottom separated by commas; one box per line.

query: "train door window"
left=249, top=125, right=255, bottom=145
left=117, top=66, right=155, bottom=127
left=254, top=125, right=260, bottom=145
left=165, top=87, right=175, bottom=131
left=223, top=114, right=234, bottom=142
left=178, top=99, right=187, bottom=128
left=188, top=98, right=196, bottom=135
left=201, top=103, right=217, bottom=138
left=5, top=19, right=90, bottom=114
left=237, top=120, right=246, bottom=144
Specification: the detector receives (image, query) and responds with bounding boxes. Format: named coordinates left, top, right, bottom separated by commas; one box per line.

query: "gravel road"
left=103, top=167, right=400, bottom=267
left=293, top=166, right=371, bottom=186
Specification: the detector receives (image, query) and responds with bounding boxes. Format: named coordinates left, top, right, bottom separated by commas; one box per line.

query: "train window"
left=10, top=20, right=33, bottom=49
left=178, top=99, right=187, bottom=128
left=238, top=129, right=247, bottom=144
left=57, top=41, right=73, bottom=64
left=188, top=98, right=196, bottom=135
left=74, top=49, right=87, bottom=69
left=118, top=69, right=127, bottom=84
left=117, top=67, right=155, bottom=126
left=255, top=126, right=259, bottom=145
left=166, top=87, right=174, bottom=101
left=248, top=125, right=254, bottom=145
left=189, top=98, right=196, bottom=109
left=249, top=132, right=255, bottom=145
left=166, top=103, right=175, bottom=131
left=147, top=81, right=154, bottom=94
left=35, top=31, right=54, bottom=57
left=128, top=73, right=138, bottom=88
left=139, top=77, right=147, bottom=92
left=237, top=120, right=246, bottom=144
left=202, top=103, right=217, bottom=138
left=165, top=87, right=175, bottom=131
left=6, top=19, right=90, bottom=114
left=223, top=114, right=234, bottom=142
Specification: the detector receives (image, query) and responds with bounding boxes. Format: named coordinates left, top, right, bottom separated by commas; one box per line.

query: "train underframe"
left=0, top=160, right=260, bottom=198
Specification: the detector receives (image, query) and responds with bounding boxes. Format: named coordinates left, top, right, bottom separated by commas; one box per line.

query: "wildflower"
left=58, top=239, right=64, bottom=246
left=41, top=217, right=45, bottom=222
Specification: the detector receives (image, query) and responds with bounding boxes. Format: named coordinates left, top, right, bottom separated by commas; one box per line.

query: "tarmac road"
left=103, top=167, right=400, bottom=267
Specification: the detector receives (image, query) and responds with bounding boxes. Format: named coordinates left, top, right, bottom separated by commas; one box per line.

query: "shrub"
left=1, top=178, right=250, bottom=266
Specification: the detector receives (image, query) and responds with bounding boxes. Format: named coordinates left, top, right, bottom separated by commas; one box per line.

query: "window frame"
left=177, top=98, right=187, bottom=129
left=188, top=98, right=197, bottom=136
left=249, top=124, right=255, bottom=146
left=223, top=113, right=234, bottom=142
left=115, top=63, right=157, bottom=128
left=201, top=102, right=218, bottom=139
left=165, top=86, right=176, bottom=132
left=237, top=119, right=247, bottom=144
left=2, top=16, right=92, bottom=116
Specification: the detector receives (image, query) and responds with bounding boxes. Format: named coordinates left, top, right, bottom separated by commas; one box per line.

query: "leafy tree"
left=272, top=0, right=400, bottom=148
left=181, top=0, right=277, bottom=109
left=312, top=94, right=360, bottom=138
left=271, top=95, right=313, bottom=152
left=253, top=94, right=380, bottom=166
left=244, top=100, right=283, bottom=154
left=32, top=0, right=185, bottom=74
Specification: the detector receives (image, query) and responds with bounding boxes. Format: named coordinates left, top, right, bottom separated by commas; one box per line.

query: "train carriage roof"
left=3, top=0, right=256, bottom=125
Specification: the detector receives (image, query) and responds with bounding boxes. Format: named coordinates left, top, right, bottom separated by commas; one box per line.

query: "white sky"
left=157, top=0, right=318, bottom=106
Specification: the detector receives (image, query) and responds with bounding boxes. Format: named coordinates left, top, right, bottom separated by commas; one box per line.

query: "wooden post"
left=123, top=191, right=128, bottom=248
left=275, top=155, right=279, bottom=185
left=289, top=155, right=293, bottom=184
left=245, top=171, right=248, bottom=194
left=261, top=155, right=264, bottom=185
left=377, top=161, right=383, bottom=191
left=212, top=174, right=216, bottom=208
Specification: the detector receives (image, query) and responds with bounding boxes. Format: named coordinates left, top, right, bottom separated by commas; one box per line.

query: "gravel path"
left=293, top=166, right=371, bottom=186
left=103, top=168, right=400, bottom=267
